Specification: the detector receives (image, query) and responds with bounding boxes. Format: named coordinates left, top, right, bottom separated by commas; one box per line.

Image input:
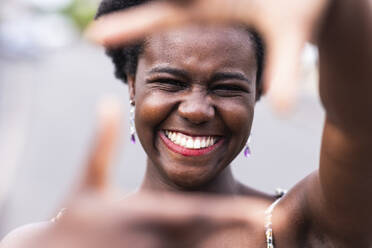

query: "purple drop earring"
left=244, top=135, right=252, bottom=158
left=129, top=100, right=136, bottom=144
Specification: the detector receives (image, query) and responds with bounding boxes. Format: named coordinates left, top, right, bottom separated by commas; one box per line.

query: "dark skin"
left=129, top=26, right=259, bottom=193
left=2, top=0, right=372, bottom=247
left=276, top=0, right=372, bottom=246
left=310, top=0, right=372, bottom=245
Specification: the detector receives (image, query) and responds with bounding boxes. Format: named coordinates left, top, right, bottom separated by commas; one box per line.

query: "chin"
left=171, top=178, right=211, bottom=190
left=164, top=167, right=217, bottom=190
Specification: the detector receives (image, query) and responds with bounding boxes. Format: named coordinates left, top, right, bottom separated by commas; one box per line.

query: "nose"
left=178, top=90, right=215, bottom=124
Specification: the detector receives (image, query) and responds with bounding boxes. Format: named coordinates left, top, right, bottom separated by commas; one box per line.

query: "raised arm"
left=308, top=0, right=372, bottom=244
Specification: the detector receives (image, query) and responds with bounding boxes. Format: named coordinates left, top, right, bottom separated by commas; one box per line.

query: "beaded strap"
left=264, top=189, right=286, bottom=248
left=51, top=208, right=67, bottom=223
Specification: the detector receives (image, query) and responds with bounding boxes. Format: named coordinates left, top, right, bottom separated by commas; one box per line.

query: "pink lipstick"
left=159, top=131, right=223, bottom=157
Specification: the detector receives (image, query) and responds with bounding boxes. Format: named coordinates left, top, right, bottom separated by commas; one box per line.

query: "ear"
left=127, top=75, right=136, bottom=104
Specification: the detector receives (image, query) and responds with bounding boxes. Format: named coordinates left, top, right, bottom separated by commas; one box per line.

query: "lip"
left=159, top=131, right=224, bottom=157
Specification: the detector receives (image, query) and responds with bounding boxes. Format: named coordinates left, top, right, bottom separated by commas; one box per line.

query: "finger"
left=120, top=193, right=266, bottom=227
left=85, top=1, right=188, bottom=47
left=81, top=96, right=121, bottom=192
left=53, top=97, right=122, bottom=217
left=84, top=0, right=260, bottom=47
left=263, top=28, right=307, bottom=113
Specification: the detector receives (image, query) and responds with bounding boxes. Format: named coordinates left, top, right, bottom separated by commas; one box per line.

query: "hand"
left=20, top=97, right=266, bottom=248
left=85, top=0, right=331, bottom=112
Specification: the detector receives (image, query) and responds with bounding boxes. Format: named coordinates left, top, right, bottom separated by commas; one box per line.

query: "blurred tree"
left=62, top=0, right=98, bottom=31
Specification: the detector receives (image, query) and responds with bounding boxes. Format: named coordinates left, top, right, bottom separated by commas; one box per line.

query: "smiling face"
left=128, top=25, right=258, bottom=189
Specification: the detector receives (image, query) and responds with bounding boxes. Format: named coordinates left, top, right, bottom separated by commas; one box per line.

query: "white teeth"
left=171, top=132, right=177, bottom=142
left=164, top=130, right=218, bottom=150
left=194, top=139, right=201, bottom=149
left=181, top=137, right=187, bottom=147
left=186, top=139, right=194, bottom=149
left=175, top=134, right=182, bottom=145
left=206, top=137, right=211, bottom=147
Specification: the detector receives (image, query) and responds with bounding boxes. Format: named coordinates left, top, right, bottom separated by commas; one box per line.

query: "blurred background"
left=0, top=0, right=324, bottom=238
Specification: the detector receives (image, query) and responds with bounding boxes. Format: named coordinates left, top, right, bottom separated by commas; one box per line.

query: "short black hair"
left=96, top=0, right=265, bottom=99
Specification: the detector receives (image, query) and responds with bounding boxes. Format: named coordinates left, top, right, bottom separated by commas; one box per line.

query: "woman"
left=96, top=0, right=266, bottom=196
left=2, top=0, right=372, bottom=247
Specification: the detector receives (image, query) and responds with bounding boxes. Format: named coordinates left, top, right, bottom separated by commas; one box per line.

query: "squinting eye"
left=161, top=79, right=187, bottom=88
left=212, top=84, right=248, bottom=96
left=147, top=78, right=188, bottom=92
left=214, top=85, right=243, bottom=91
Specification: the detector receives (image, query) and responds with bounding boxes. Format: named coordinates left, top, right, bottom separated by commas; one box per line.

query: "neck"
left=140, top=159, right=240, bottom=195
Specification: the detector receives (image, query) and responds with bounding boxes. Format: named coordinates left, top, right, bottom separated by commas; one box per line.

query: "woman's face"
left=129, top=25, right=258, bottom=189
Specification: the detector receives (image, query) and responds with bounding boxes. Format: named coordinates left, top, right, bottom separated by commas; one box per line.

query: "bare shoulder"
left=273, top=171, right=338, bottom=246
left=1, top=222, right=51, bottom=248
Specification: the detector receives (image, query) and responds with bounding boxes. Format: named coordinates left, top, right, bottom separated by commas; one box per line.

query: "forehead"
left=141, top=25, right=257, bottom=74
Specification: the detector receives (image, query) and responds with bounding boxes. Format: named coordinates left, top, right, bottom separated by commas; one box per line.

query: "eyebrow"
left=148, top=66, right=251, bottom=84
left=148, top=66, right=190, bottom=80
left=211, top=72, right=251, bottom=84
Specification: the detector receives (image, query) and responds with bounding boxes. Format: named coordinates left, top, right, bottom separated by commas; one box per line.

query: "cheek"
left=135, top=90, right=175, bottom=134
left=219, top=98, right=254, bottom=136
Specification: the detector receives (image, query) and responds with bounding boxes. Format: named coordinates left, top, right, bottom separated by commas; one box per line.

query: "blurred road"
left=0, top=40, right=324, bottom=237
